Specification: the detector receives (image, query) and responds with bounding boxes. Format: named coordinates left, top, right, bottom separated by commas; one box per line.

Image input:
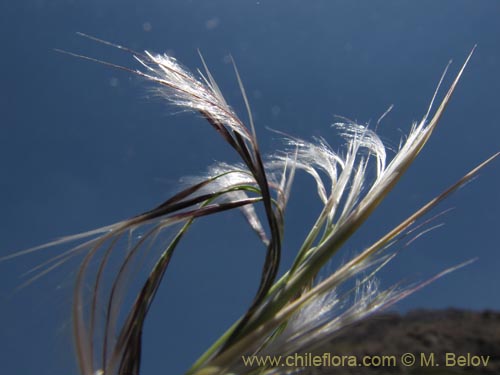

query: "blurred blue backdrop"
left=1, top=1, right=499, bottom=374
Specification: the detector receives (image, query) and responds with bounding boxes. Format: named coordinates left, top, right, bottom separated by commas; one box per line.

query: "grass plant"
left=2, top=36, right=498, bottom=375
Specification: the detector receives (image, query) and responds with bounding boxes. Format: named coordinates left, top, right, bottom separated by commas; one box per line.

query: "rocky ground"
left=303, top=309, right=500, bottom=375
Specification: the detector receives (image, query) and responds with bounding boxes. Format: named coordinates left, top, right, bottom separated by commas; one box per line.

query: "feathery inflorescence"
left=3, top=36, right=498, bottom=375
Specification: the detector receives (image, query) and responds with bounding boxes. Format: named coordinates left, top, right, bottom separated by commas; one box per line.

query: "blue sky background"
left=1, top=1, right=499, bottom=374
